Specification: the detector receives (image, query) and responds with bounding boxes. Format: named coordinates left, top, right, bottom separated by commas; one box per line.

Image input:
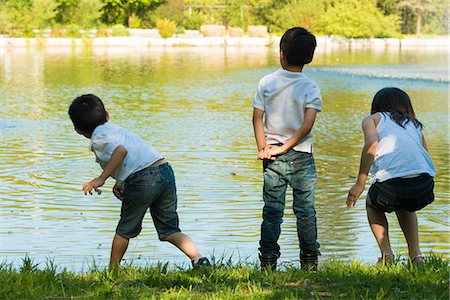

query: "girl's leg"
left=110, top=233, right=129, bottom=269
left=164, top=232, right=201, bottom=259
left=366, top=196, right=393, bottom=259
left=395, top=209, right=423, bottom=263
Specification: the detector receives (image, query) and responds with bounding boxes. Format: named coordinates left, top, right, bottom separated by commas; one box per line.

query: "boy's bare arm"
left=346, top=115, right=378, bottom=207
left=83, top=145, right=128, bottom=195
left=268, top=108, right=317, bottom=156
left=252, top=108, right=268, bottom=159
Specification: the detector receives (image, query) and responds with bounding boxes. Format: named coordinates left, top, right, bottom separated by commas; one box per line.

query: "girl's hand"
left=82, top=177, right=105, bottom=195
left=346, top=183, right=364, bottom=208
left=113, top=183, right=123, bottom=201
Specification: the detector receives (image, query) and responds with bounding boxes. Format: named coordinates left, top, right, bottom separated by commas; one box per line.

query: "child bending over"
left=347, top=87, right=435, bottom=265
left=68, top=94, right=210, bottom=269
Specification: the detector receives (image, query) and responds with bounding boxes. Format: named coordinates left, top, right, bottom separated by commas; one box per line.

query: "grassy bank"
left=1, top=255, right=448, bottom=299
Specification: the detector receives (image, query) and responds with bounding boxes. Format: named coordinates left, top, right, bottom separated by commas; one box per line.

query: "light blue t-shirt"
left=90, top=123, right=163, bottom=187
left=252, top=68, right=322, bottom=153
left=371, top=112, right=436, bottom=183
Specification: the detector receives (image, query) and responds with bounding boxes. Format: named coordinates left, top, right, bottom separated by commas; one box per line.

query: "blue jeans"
left=259, top=150, right=320, bottom=257
left=117, top=162, right=181, bottom=240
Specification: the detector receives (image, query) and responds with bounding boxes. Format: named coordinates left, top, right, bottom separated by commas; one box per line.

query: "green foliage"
left=268, top=0, right=326, bottom=34
left=397, top=0, right=448, bottom=34
left=73, top=0, right=102, bottom=29
left=101, top=0, right=159, bottom=26
left=323, top=0, right=400, bottom=38
left=127, top=13, right=142, bottom=28
left=0, top=0, right=446, bottom=37
left=422, top=5, right=449, bottom=34
left=184, top=11, right=205, bottom=30
left=111, top=24, right=130, bottom=36
left=65, top=24, right=82, bottom=37
left=156, top=18, right=177, bottom=38
left=31, top=0, right=58, bottom=29
left=40, top=0, right=101, bottom=29
left=152, top=0, right=185, bottom=27
left=0, top=1, right=35, bottom=37
left=55, top=0, right=78, bottom=24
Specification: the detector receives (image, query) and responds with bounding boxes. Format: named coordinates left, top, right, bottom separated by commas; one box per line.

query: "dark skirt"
left=368, top=174, right=434, bottom=213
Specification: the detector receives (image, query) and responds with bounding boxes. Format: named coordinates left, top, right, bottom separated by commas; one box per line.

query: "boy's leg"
left=290, top=152, right=319, bottom=268
left=259, top=159, right=288, bottom=267
left=150, top=163, right=209, bottom=267
left=163, top=232, right=201, bottom=259
left=366, top=195, right=394, bottom=259
left=395, top=209, right=422, bottom=262
left=110, top=233, right=129, bottom=269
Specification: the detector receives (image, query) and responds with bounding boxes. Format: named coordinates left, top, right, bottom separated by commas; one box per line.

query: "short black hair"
left=371, top=87, right=422, bottom=129
left=68, top=94, right=107, bottom=134
left=280, top=27, right=317, bottom=67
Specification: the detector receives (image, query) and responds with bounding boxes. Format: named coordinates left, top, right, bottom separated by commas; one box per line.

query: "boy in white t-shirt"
left=68, top=94, right=210, bottom=269
left=252, top=27, right=322, bottom=270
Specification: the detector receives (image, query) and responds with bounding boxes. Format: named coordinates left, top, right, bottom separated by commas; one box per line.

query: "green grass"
left=1, top=254, right=448, bottom=299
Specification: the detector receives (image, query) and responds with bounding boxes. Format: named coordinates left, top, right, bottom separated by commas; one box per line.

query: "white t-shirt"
left=252, top=68, right=322, bottom=153
left=90, top=123, right=163, bottom=187
left=371, top=113, right=436, bottom=183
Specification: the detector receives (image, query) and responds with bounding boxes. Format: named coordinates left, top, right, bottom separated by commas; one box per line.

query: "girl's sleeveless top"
left=370, top=112, right=436, bottom=183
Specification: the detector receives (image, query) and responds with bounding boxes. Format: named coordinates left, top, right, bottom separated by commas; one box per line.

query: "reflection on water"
left=0, top=46, right=448, bottom=270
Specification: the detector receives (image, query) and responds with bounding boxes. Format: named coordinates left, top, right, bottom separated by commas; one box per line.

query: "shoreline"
left=0, top=36, right=448, bottom=49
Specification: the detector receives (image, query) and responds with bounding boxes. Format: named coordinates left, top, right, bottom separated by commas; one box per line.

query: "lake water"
left=0, top=46, right=448, bottom=271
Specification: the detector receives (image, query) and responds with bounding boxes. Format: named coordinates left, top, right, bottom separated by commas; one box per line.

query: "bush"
left=322, top=0, right=399, bottom=38
left=156, top=18, right=177, bottom=38
left=268, top=0, right=325, bottom=34
left=65, top=24, right=81, bottom=38
left=184, top=11, right=205, bottom=30
left=96, top=28, right=112, bottom=37
left=128, top=14, right=142, bottom=29
left=111, top=24, right=130, bottom=36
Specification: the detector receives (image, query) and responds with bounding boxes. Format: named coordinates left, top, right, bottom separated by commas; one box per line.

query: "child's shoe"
left=410, top=254, right=424, bottom=265
left=191, top=257, right=211, bottom=268
left=259, top=253, right=278, bottom=271
left=300, top=251, right=319, bottom=270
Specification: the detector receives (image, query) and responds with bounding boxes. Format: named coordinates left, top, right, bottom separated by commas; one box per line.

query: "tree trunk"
left=416, top=11, right=422, bottom=35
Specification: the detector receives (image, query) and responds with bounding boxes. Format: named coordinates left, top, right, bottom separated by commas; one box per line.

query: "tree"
left=101, top=0, right=159, bottom=26
left=268, top=0, right=325, bottom=34
left=32, top=0, right=58, bottom=29
left=322, top=0, right=399, bottom=38
left=396, top=0, right=439, bottom=34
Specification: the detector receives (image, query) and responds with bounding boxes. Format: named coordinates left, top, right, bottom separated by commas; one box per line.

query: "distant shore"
left=0, top=35, right=448, bottom=50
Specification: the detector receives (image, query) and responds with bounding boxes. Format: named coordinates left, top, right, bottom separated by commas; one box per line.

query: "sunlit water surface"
left=1, top=46, right=448, bottom=271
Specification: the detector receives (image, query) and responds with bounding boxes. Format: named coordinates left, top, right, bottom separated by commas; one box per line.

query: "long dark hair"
left=371, top=87, right=422, bottom=129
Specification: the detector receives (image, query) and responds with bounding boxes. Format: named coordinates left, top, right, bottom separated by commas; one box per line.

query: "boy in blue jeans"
left=68, top=94, right=210, bottom=269
left=252, top=27, right=322, bottom=270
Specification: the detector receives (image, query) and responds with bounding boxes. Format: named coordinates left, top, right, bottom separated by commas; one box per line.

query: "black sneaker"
left=259, top=253, right=278, bottom=271
left=191, top=257, right=211, bottom=268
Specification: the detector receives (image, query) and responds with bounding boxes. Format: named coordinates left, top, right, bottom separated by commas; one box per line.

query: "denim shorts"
left=368, top=174, right=434, bottom=213
left=116, top=162, right=181, bottom=240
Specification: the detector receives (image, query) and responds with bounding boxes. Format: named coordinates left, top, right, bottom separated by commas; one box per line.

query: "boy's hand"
left=82, top=177, right=105, bottom=195
left=113, top=183, right=123, bottom=201
left=346, top=183, right=364, bottom=208
left=267, top=145, right=286, bottom=157
left=258, top=145, right=277, bottom=160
